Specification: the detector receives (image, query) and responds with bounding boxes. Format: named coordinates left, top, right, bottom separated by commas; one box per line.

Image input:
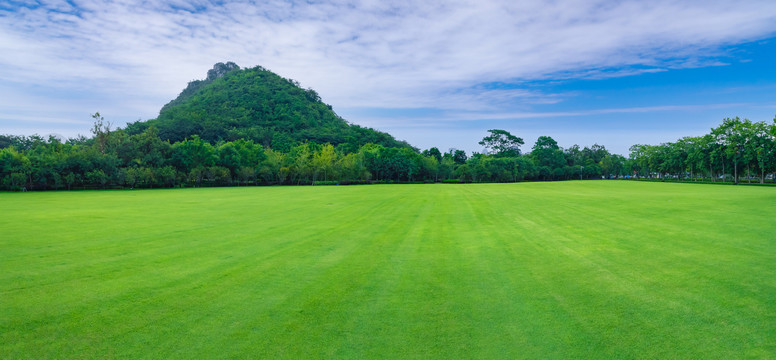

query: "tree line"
left=1, top=115, right=774, bottom=191
left=629, top=117, right=776, bottom=184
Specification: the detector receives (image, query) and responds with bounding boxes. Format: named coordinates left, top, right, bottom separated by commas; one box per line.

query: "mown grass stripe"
left=1, top=182, right=774, bottom=358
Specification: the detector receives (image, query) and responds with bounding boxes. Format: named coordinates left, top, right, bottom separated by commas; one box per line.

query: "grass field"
left=1, top=181, right=775, bottom=358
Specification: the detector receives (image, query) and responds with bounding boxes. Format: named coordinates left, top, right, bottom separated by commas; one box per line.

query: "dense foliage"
left=127, top=63, right=411, bottom=151
left=0, top=126, right=607, bottom=190
left=1, top=61, right=774, bottom=190
left=2, top=116, right=775, bottom=191
left=630, top=117, right=776, bottom=183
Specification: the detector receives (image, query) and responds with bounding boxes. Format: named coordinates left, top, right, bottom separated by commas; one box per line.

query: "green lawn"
left=1, top=182, right=775, bottom=359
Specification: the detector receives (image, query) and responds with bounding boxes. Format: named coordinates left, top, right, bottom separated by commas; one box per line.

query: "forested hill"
left=126, top=62, right=412, bottom=152
left=157, top=61, right=241, bottom=114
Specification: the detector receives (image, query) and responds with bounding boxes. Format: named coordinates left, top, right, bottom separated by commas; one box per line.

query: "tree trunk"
left=747, top=166, right=751, bottom=184
left=722, top=161, right=726, bottom=183
left=734, top=159, right=738, bottom=184
left=710, top=162, right=714, bottom=182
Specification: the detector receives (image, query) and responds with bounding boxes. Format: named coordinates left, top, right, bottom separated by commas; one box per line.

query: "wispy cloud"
left=349, top=102, right=758, bottom=126
left=1, top=0, right=775, bottom=141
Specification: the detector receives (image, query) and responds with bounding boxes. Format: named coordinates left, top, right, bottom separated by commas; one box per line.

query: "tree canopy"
left=127, top=63, right=413, bottom=151
left=1, top=62, right=775, bottom=190
left=479, top=129, right=524, bottom=157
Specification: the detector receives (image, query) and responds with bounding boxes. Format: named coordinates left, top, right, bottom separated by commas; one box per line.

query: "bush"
left=312, top=180, right=338, bottom=186
left=337, top=180, right=373, bottom=185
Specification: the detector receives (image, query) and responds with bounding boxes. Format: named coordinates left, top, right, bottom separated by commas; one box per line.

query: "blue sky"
left=1, top=0, right=775, bottom=155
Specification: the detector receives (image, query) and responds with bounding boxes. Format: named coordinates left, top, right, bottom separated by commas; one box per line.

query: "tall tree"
left=422, top=147, right=442, bottom=162
left=479, top=129, right=524, bottom=157
left=171, top=135, right=217, bottom=173
left=452, top=149, right=468, bottom=165
left=91, top=112, right=111, bottom=155
left=530, top=136, right=565, bottom=180
left=313, top=143, right=337, bottom=182
left=712, top=117, right=745, bottom=183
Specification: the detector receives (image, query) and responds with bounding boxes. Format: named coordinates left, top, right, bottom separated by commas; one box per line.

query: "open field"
left=1, top=181, right=775, bottom=358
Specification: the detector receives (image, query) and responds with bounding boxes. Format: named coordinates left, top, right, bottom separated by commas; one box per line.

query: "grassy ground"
left=1, top=181, right=774, bottom=359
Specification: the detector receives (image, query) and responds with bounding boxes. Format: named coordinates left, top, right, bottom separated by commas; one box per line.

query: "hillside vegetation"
left=126, top=62, right=410, bottom=151
left=0, top=63, right=774, bottom=191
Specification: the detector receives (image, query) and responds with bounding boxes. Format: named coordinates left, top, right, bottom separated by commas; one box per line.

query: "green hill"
left=126, top=62, right=412, bottom=152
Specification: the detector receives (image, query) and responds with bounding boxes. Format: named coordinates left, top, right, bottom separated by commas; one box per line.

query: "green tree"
left=438, top=155, right=455, bottom=180
left=454, top=164, right=471, bottom=182
left=217, top=141, right=241, bottom=175
left=313, top=143, right=337, bottom=182
left=599, top=154, right=625, bottom=179
left=772, top=115, right=776, bottom=138
left=751, top=121, right=775, bottom=183
left=91, top=112, right=111, bottom=155
left=420, top=156, right=439, bottom=181
left=64, top=172, right=78, bottom=190
left=290, top=143, right=313, bottom=184
left=360, top=144, right=384, bottom=181
left=157, top=166, right=177, bottom=187
left=259, top=148, right=286, bottom=183
left=336, top=152, right=369, bottom=181
left=422, top=147, right=442, bottom=162
left=452, top=149, right=468, bottom=165
left=530, top=136, right=565, bottom=180
left=0, top=146, right=31, bottom=190
left=712, top=117, right=744, bottom=183
left=479, top=129, right=524, bottom=157
left=86, top=169, right=108, bottom=188
left=172, top=135, right=217, bottom=172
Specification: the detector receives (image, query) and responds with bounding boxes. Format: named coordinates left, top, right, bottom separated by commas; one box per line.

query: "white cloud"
left=0, top=0, right=775, bottom=139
